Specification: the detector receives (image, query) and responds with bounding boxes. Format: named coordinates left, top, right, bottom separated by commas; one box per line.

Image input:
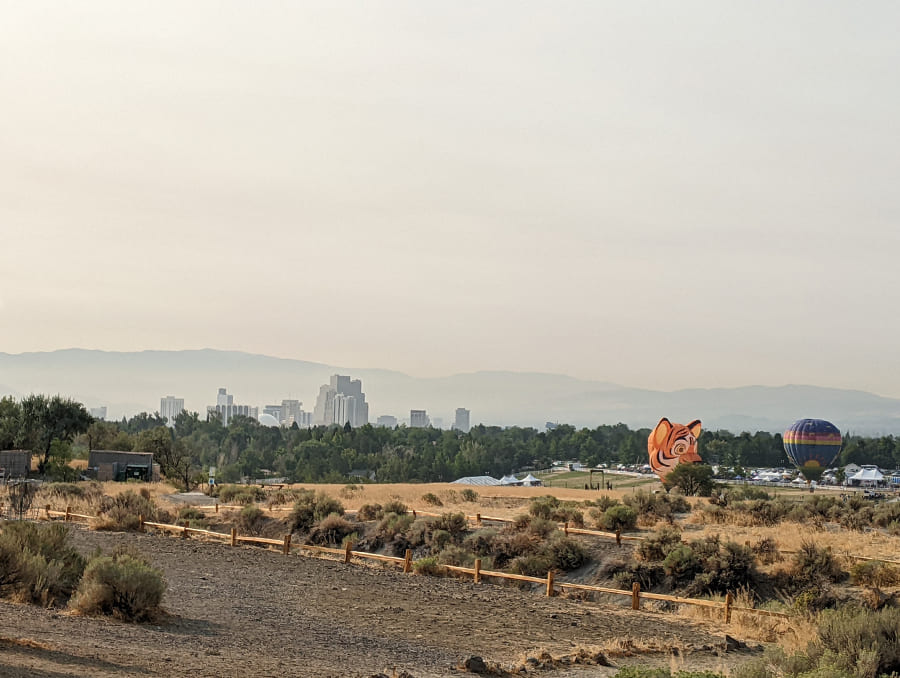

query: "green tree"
left=662, top=463, right=715, bottom=497
left=0, top=397, right=22, bottom=450
left=18, top=395, right=93, bottom=474
left=136, top=426, right=194, bottom=490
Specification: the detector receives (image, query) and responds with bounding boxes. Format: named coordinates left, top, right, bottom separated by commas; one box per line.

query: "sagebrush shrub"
left=382, top=500, right=408, bottom=516
left=218, top=485, right=266, bottom=503
left=598, top=505, right=637, bottom=531
left=356, top=503, right=383, bottom=521
left=96, top=491, right=164, bottom=531
left=308, top=514, right=356, bottom=546
left=289, top=492, right=345, bottom=533
left=421, top=493, right=443, bottom=507
left=0, top=522, right=85, bottom=607
left=71, top=552, right=165, bottom=622
left=850, top=560, right=900, bottom=588
left=237, top=504, right=266, bottom=535
left=460, top=488, right=478, bottom=502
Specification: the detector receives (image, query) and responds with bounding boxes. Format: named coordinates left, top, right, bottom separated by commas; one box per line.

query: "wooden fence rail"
left=37, top=505, right=798, bottom=624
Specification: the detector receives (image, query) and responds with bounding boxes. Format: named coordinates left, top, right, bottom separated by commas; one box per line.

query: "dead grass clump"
left=70, top=551, right=165, bottom=622
left=412, top=556, right=445, bottom=576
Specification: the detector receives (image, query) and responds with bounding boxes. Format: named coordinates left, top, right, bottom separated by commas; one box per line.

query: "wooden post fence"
left=65, top=506, right=71, bottom=522
left=403, top=549, right=412, bottom=573
left=230, top=527, right=237, bottom=547
left=616, top=529, right=622, bottom=547
left=632, top=582, right=640, bottom=610
left=283, top=534, right=291, bottom=555
left=564, top=521, right=569, bottom=536
left=139, top=514, right=144, bottom=531
left=476, top=513, right=482, bottom=526
left=474, top=558, right=481, bottom=584
left=344, top=541, right=352, bottom=564
left=724, top=592, right=733, bottom=623
left=546, top=570, right=555, bottom=597
left=45, top=504, right=51, bottom=520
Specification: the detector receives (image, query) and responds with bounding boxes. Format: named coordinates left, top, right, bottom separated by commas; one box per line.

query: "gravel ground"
left=0, top=527, right=751, bottom=677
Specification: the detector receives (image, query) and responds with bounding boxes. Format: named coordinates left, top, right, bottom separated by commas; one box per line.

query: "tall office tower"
left=312, top=375, right=369, bottom=427
left=453, top=407, right=470, bottom=433
left=410, top=409, right=430, bottom=428
left=207, top=388, right=257, bottom=426
left=376, top=415, right=398, bottom=428
left=160, top=396, right=184, bottom=427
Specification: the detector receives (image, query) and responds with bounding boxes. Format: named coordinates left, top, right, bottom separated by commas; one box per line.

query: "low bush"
left=850, top=560, right=900, bottom=588
left=375, top=512, right=415, bottom=542
left=751, top=537, right=780, bottom=565
left=357, top=503, right=383, bottom=521
left=289, top=492, right=345, bottom=533
left=175, top=507, right=208, bottom=529
left=308, top=514, right=357, bottom=546
left=429, top=513, right=468, bottom=542
left=412, top=556, right=445, bottom=576
left=597, top=505, right=637, bottom=532
left=96, top=491, right=165, bottom=532
left=236, top=504, right=266, bottom=535
left=509, top=554, right=553, bottom=577
left=541, top=535, right=588, bottom=571
left=382, top=500, right=408, bottom=516
left=218, top=485, right=266, bottom=504
left=0, top=522, right=86, bottom=607
left=436, top=545, right=474, bottom=568
left=528, top=496, right=585, bottom=526
left=624, top=491, right=690, bottom=524
left=460, top=488, right=478, bottom=502
left=590, top=495, right=619, bottom=512
left=637, top=526, right=683, bottom=562
left=421, top=493, right=443, bottom=507
left=788, top=541, right=845, bottom=589
left=463, top=529, right=498, bottom=557
left=70, top=551, right=166, bottom=622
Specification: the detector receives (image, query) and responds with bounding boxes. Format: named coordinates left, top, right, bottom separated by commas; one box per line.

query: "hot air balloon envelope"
left=783, top=419, right=842, bottom=483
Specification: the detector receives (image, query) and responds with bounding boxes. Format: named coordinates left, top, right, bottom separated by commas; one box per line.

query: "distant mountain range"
left=1, top=349, right=899, bottom=435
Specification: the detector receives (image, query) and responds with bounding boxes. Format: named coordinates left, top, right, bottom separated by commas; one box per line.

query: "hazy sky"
left=2, top=2, right=899, bottom=396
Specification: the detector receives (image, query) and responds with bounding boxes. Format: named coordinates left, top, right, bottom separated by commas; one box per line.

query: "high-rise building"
left=453, top=408, right=470, bottom=433
left=160, top=396, right=184, bottom=427
left=410, top=409, right=430, bottom=428
left=376, top=415, right=398, bottom=428
left=207, top=388, right=257, bottom=426
left=90, top=406, right=107, bottom=420
left=312, top=375, right=369, bottom=427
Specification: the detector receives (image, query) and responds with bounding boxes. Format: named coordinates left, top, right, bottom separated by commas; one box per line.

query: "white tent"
left=848, top=467, right=884, bottom=487
left=451, top=476, right=501, bottom=486
left=520, top=473, right=543, bottom=487
left=500, top=474, right=521, bottom=486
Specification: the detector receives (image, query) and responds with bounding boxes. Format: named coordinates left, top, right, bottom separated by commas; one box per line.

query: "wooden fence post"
left=474, top=558, right=481, bottom=584
left=231, top=527, right=237, bottom=547
left=476, top=513, right=482, bottom=526
left=283, top=534, right=291, bottom=555
left=564, top=521, right=569, bottom=536
left=45, top=504, right=51, bottom=520
left=724, top=592, right=733, bottom=623
left=139, top=514, right=144, bottom=531
left=65, top=506, right=71, bottom=522
left=546, top=570, right=555, bottom=597
left=403, top=549, right=412, bottom=573
left=215, top=502, right=219, bottom=514
left=344, top=541, right=352, bottom=564
left=616, top=529, right=622, bottom=547
left=631, top=582, right=640, bottom=610
left=181, top=525, right=188, bottom=539
left=412, top=510, right=417, bottom=518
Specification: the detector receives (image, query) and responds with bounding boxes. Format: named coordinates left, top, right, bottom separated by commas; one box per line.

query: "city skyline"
left=3, top=4, right=900, bottom=399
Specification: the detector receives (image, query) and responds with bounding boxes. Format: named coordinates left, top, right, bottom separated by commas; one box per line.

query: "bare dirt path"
left=0, top=527, right=748, bottom=677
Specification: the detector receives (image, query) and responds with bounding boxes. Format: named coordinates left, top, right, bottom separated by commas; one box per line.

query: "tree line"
left=1, top=395, right=898, bottom=486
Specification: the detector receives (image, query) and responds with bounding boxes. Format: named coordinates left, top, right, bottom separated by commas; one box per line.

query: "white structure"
left=313, top=375, right=369, bottom=427
left=376, top=415, right=398, bottom=428
left=258, top=413, right=280, bottom=427
left=410, top=409, right=430, bottom=428
left=160, top=396, right=184, bottom=427
left=90, top=406, right=107, bottom=420
left=207, top=388, right=258, bottom=426
left=453, top=408, right=470, bottom=433
left=848, top=466, right=884, bottom=487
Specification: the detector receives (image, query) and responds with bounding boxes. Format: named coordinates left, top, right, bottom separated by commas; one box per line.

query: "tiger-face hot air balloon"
left=648, top=418, right=702, bottom=478
left=783, top=418, right=842, bottom=484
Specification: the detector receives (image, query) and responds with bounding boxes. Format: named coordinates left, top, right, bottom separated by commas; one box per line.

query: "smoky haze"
left=1, top=3, right=899, bottom=397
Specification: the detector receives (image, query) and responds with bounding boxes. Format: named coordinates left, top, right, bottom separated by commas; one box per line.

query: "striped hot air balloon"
left=783, top=419, right=842, bottom=483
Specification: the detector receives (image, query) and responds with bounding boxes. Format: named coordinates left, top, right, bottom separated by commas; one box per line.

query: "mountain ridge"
left=1, top=349, right=899, bottom=435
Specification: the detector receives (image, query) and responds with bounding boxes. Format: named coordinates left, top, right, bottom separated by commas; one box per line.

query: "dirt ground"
left=0, top=527, right=757, bottom=678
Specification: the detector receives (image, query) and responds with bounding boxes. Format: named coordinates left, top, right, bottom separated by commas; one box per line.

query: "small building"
left=0, top=450, right=32, bottom=480
left=88, top=450, right=156, bottom=482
